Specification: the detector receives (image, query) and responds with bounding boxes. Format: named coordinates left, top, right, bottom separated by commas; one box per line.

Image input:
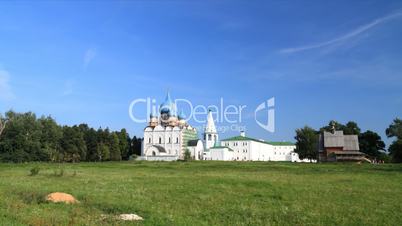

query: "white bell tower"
left=204, top=110, right=218, bottom=150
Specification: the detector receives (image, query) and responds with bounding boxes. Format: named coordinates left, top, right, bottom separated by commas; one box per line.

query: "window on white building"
left=159, top=137, right=162, bottom=144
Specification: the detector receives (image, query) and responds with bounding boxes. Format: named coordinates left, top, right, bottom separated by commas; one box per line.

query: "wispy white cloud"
left=243, top=55, right=402, bottom=85
left=0, top=69, right=15, bottom=101
left=83, top=48, right=97, bottom=69
left=280, top=12, right=402, bottom=54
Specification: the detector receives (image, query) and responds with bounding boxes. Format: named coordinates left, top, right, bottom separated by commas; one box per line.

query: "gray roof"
left=323, top=131, right=344, bottom=147
left=320, top=130, right=359, bottom=151
left=343, top=135, right=359, bottom=151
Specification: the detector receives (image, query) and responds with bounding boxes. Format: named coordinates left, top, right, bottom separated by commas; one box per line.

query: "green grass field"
left=0, top=161, right=401, bottom=226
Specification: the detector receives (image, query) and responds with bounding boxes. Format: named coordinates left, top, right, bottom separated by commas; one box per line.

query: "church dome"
left=160, top=91, right=177, bottom=116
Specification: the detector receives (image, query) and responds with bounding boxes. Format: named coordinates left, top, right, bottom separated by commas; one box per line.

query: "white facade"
left=143, top=125, right=188, bottom=157
left=142, top=92, right=203, bottom=161
left=187, top=140, right=204, bottom=160
left=200, top=113, right=307, bottom=162
left=143, top=125, right=200, bottom=160
left=208, top=147, right=234, bottom=161
left=217, top=132, right=309, bottom=162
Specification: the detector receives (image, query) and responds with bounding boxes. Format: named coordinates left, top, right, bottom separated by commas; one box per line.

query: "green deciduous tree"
left=84, top=128, right=99, bottom=162
left=0, top=111, right=44, bottom=162
left=344, top=121, right=361, bottom=135
left=110, top=132, right=122, bottom=161
left=0, top=110, right=137, bottom=163
left=320, top=120, right=360, bottom=135
left=130, top=136, right=142, bottom=157
left=388, top=140, right=402, bottom=163
left=39, top=116, right=63, bottom=162
left=320, top=120, right=345, bottom=133
left=60, top=126, right=87, bottom=162
left=359, top=130, right=385, bottom=158
left=117, top=129, right=130, bottom=160
left=294, top=126, right=318, bottom=161
left=386, top=118, right=402, bottom=163
left=97, top=143, right=110, bottom=161
left=386, top=118, right=402, bottom=140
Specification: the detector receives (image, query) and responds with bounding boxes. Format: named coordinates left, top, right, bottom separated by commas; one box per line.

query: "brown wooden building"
left=318, top=130, right=368, bottom=162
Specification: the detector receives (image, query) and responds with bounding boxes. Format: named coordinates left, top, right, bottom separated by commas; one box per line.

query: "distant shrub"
left=129, top=154, right=138, bottom=161
left=183, top=149, right=191, bottom=162
left=29, top=166, right=40, bottom=176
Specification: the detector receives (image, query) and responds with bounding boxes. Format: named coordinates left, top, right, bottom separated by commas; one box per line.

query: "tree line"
left=294, top=119, right=402, bottom=163
left=0, top=111, right=142, bottom=163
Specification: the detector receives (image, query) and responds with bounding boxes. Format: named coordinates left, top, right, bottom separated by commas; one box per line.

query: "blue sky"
left=0, top=1, right=401, bottom=146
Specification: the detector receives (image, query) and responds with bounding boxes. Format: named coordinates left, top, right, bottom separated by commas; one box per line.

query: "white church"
left=140, top=92, right=309, bottom=162
left=140, top=92, right=204, bottom=161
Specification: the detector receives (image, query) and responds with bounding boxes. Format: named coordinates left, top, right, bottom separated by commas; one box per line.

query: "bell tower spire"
left=204, top=110, right=218, bottom=150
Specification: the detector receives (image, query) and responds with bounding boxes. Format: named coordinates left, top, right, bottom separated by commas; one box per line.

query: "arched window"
left=148, top=138, right=151, bottom=143
left=168, top=137, right=171, bottom=143
left=176, top=137, right=179, bottom=143
left=152, top=151, right=156, bottom=156
left=159, top=137, right=162, bottom=144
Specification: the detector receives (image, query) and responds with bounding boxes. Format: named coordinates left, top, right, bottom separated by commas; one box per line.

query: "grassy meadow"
left=0, top=161, right=401, bottom=226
